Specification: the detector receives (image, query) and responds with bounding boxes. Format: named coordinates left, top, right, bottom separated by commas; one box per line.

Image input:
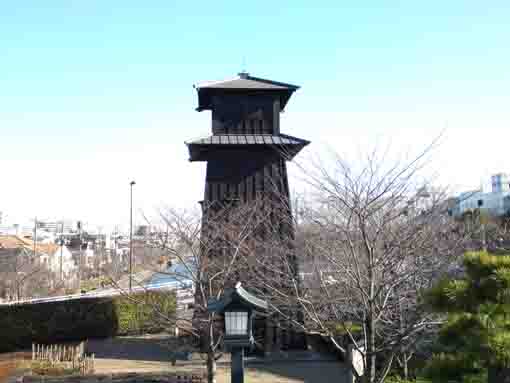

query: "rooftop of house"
left=0, top=235, right=58, bottom=255
left=0, top=235, right=25, bottom=249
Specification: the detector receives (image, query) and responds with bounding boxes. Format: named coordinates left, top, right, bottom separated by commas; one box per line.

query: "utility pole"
left=98, top=227, right=103, bottom=277
left=77, top=221, right=82, bottom=291
left=478, top=199, right=488, bottom=251
left=33, top=217, right=37, bottom=258
left=129, top=180, right=136, bottom=292
left=148, top=224, right=153, bottom=268
left=114, top=225, right=118, bottom=276
left=60, top=221, right=64, bottom=281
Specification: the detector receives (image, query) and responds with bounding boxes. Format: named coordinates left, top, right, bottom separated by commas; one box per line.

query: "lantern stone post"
left=207, top=282, right=268, bottom=383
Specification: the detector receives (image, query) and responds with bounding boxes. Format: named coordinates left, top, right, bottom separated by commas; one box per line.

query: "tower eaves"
left=194, top=73, right=300, bottom=112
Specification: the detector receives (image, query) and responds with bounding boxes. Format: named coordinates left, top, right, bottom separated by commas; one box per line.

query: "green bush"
left=384, top=376, right=432, bottom=383
left=424, top=251, right=510, bottom=382
left=330, top=321, right=363, bottom=336
left=384, top=372, right=487, bottom=383
left=0, top=291, right=176, bottom=353
left=79, top=277, right=110, bottom=293
left=463, top=372, right=488, bottom=383
left=421, top=353, right=484, bottom=382
left=114, top=291, right=176, bottom=335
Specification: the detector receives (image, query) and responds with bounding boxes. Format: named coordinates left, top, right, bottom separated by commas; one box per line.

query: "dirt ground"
left=93, top=359, right=348, bottom=383
left=1, top=357, right=347, bottom=383
left=0, top=336, right=348, bottom=383
left=86, top=335, right=348, bottom=382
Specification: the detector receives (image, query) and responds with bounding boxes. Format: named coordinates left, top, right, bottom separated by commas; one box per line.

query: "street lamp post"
left=478, top=199, right=488, bottom=251
left=77, top=221, right=82, bottom=292
left=129, top=180, right=136, bottom=292
left=33, top=217, right=37, bottom=259
left=60, top=221, right=64, bottom=281
left=207, top=282, right=268, bottom=383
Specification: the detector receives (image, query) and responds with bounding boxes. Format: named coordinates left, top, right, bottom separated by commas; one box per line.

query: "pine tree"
left=425, top=251, right=510, bottom=382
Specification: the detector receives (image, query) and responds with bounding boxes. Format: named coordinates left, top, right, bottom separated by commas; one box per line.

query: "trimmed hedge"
left=115, top=291, right=176, bottom=336
left=0, top=291, right=176, bottom=353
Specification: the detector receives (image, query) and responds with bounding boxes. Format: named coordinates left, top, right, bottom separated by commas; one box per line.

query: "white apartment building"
left=452, top=173, right=510, bottom=218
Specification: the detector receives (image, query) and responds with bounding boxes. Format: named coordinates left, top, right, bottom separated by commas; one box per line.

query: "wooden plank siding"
left=188, top=75, right=310, bottom=352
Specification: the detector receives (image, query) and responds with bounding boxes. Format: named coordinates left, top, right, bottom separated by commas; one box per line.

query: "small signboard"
left=347, top=344, right=365, bottom=383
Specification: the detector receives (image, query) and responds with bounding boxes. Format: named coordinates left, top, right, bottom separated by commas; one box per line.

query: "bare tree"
left=467, top=210, right=510, bottom=253
left=249, top=148, right=469, bottom=383
left=0, top=245, right=49, bottom=300
left=122, top=200, right=274, bottom=383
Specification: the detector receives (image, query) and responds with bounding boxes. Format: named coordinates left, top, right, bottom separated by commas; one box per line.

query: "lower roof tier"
left=186, top=134, right=310, bottom=161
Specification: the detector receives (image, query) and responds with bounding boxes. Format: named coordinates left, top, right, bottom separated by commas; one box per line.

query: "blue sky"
left=1, top=1, right=510, bottom=229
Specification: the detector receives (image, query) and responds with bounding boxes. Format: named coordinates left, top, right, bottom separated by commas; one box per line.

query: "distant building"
left=451, top=173, right=510, bottom=218
left=41, top=244, right=76, bottom=278
left=0, top=235, right=56, bottom=257
left=492, top=173, right=510, bottom=193
left=83, top=242, right=95, bottom=267
left=37, top=219, right=75, bottom=234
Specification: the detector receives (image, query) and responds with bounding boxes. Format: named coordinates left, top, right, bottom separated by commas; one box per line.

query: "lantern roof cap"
left=207, top=282, right=268, bottom=313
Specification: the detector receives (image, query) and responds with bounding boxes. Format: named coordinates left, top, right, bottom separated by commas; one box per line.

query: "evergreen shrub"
left=0, top=291, right=175, bottom=353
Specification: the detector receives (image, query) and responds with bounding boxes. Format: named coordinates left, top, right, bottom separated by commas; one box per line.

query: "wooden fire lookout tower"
left=186, top=72, right=310, bottom=351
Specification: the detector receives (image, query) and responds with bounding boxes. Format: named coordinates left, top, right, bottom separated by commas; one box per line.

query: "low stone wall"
left=21, top=372, right=204, bottom=383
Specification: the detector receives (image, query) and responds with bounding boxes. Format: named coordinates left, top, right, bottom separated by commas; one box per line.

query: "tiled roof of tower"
left=195, top=72, right=299, bottom=90
left=187, top=134, right=309, bottom=146
left=194, top=72, right=300, bottom=111
left=186, top=134, right=310, bottom=161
